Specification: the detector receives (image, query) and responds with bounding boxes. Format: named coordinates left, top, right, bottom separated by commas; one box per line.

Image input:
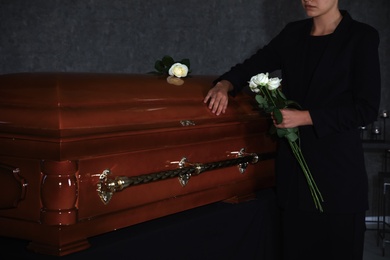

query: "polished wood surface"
left=0, top=73, right=276, bottom=256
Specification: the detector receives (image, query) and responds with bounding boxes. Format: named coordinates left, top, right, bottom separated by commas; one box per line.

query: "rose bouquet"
left=249, top=72, right=324, bottom=212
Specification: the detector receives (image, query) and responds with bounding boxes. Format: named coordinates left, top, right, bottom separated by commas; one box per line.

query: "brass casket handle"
left=97, top=148, right=275, bottom=205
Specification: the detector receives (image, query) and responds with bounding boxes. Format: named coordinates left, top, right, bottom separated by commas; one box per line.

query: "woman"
left=204, top=0, right=381, bottom=259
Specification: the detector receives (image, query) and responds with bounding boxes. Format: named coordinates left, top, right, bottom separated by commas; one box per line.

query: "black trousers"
left=280, top=209, right=366, bottom=260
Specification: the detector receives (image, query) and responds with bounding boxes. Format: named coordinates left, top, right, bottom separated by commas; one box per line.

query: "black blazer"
left=217, top=11, right=381, bottom=213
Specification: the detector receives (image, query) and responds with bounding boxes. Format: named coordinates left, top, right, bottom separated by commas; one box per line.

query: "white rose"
left=267, top=77, right=282, bottom=90
left=168, top=63, right=188, bottom=78
left=249, top=79, right=259, bottom=92
left=249, top=85, right=260, bottom=93
left=252, top=73, right=269, bottom=86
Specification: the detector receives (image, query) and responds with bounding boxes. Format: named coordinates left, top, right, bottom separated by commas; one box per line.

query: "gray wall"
left=0, top=0, right=300, bottom=74
left=1, top=0, right=389, bottom=216
left=0, top=0, right=388, bottom=110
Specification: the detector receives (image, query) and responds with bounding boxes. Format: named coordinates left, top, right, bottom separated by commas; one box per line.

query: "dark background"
left=0, top=0, right=389, bottom=216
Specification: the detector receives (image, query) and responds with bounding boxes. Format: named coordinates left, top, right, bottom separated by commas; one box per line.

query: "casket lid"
left=0, top=73, right=268, bottom=160
left=0, top=73, right=262, bottom=136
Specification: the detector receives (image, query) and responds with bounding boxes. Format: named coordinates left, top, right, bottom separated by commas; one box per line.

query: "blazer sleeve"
left=213, top=24, right=293, bottom=96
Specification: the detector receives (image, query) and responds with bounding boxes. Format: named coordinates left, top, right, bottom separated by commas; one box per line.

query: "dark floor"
left=363, top=224, right=390, bottom=260
left=0, top=189, right=389, bottom=259
left=1, top=225, right=388, bottom=259
left=0, top=189, right=280, bottom=260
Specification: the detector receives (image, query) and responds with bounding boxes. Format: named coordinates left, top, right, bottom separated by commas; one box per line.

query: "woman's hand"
left=203, top=80, right=233, bottom=116
left=273, top=109, right=313, bottom=128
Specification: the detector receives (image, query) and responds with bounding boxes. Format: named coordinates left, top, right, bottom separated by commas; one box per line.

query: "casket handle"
left=0, top=164, right=27, bottom=209
left=97, top=148, right=275, bottom=205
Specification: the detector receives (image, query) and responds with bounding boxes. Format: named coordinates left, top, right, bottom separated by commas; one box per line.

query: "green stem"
left=257, top=84, right=324, bottom=211
left=261, top=87, right=278, bottom=109
left=291, top=132, right=323, bottom=201
left=288, top=140, right=324, bottom=212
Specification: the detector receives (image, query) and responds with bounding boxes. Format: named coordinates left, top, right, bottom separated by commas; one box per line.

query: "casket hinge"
left=180, top=120, right=195, bottom=126
left=177, top=157, right=205, bottom=187
left=232, top=148, right=259, bottom=174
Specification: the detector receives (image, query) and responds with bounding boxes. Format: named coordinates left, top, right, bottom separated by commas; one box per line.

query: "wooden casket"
left=0, top=73, right=276, bottom=256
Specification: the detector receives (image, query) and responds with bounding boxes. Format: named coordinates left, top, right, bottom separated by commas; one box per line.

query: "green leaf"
left=285, top=100, right=302, bottom=110
left=276, top=128, right=288, bottom=138
left=154, top=60, right=165, bottom=73
left=147, top=71, right=162, bottom=75
left=285, top=131, right=299, bottom=142
left=273, top=108, right=283, bottom=124
left=255, top=95, right=268, bottom=108
left=274, top=97, right=286, bottom=109
left=181, top=58, right=190, bottom=68
left=162, top=55, right=175, bottom=67
left=277, top=89, right=287, bottom=100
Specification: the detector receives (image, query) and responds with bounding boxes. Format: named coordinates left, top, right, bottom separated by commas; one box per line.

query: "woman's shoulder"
left=335, top=11, right=380, bottom=49
left=342, top=11, right=379, bottom=36
left=351, top=20, right=379, bottom=37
